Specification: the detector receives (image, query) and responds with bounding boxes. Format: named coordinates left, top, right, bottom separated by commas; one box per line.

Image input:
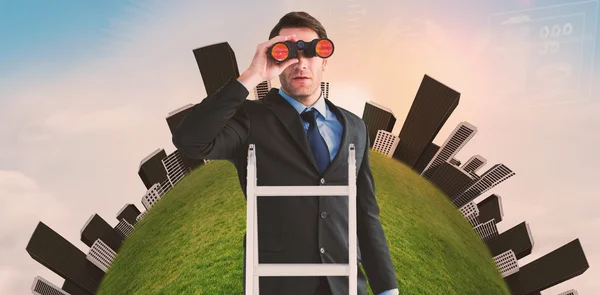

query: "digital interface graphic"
left=488, top=0, right=598, bottom=107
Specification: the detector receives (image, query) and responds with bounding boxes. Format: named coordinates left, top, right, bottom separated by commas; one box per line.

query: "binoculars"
left=268, top=38, right=334, bottom=62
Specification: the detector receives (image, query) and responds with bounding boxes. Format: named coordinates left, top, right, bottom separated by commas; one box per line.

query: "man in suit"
left=172, top=11, right=398, bottom=295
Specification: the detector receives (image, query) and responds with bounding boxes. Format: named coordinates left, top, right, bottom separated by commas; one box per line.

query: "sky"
left=0, top=0, right=598, bottom=294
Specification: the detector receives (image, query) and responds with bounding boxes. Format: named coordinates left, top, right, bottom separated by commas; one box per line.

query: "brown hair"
left=268, top=11, right=328, bottom=40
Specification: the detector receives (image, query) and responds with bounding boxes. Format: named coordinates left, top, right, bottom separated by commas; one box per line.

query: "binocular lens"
left=271, top=43, right=289, bottom=61
left=268, top=38, right=334, bottom=62
left=315, top=39, right=333, bottom=58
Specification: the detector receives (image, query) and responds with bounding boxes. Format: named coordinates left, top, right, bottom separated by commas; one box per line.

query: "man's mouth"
left=293, top=76, right=310, bottom=80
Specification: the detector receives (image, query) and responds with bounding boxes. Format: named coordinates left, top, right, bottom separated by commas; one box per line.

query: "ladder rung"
left=255, top=263, right=350, bottom=276
left=255, top=186, right=349, bottom=196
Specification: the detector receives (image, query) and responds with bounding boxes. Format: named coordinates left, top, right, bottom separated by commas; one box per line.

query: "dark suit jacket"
left=172, top=78, right=397, bottom=295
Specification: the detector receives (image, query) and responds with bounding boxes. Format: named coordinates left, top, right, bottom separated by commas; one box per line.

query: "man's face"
left=278, top=27, right=328, bottom=102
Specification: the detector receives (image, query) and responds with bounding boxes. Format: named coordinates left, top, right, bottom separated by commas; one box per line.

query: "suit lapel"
left=263, top=88, right=350, bottom=175
left=263, top=89, right=319, bottom=171
left=322, top=99, right=350, bottom=176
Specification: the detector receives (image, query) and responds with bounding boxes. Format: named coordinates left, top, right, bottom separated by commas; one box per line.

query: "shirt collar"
left=278, top=88, right=328, bottom=119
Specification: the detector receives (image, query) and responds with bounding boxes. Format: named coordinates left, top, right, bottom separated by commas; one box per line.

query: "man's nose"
left=295, top=50, right=309, bottom=67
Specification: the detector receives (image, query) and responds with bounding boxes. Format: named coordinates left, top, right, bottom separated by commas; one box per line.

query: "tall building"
left=428, top=162, right=474, bottom=200
left=162, top=149, right=191, bottom=187
left=393, top=74, right=460, bottom=168
left=321, top=81, right=330, bottom=99
left=62, top=279, right=91, bottom=295
left=493, top=249, right=520, bottom=278
left=166, top=104, right=193, bottom=134
left=80, top=214, right=123, bottom=253
left=362, top=101, right=396, bottom=148
left=422, top=121, right=477, bottom=179
left=31, top=276, right=70, bottom=295
left=166, top=104, right=206, bottom=171
left=138, top=148, right=168, bottom=190
left=116, top=203, right=141, bottom=226
left=453, top=164, right=515, bottom=208
left=136, top=211, right=148, bottom=222
left=458, top=202, right=479, bottom=226
left=193, top=42, right=240, bottom=97
left=473, top=219, right=499, bottom=241
left=114, top=219, right=134, bottom=238
left=462, top=155, right=487, bottom=173
left=26, top=222, right=104, bottom=295
left=504, top=239, right=589, bottom=295
left=86, top=239, right=117, bottom=273
left=477, top=194, right=503, bottom=224
left=486, top=221, right=534, bottom=259
left=372, top=130, right=400, bottom=158
left=448, top=158, right=461, bottom=166
left=413, top=143, right=440, bottom=174
left=254, top=80, right=271, bottom=100
left=142, top=183, right=166, bottom=210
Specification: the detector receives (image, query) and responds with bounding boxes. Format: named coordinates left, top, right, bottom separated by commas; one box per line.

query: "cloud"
left=40, top=107, right=145, bottom=135
left=1, top=1, right=599, bottom=294
left=0, top=170, right=72, bottom=293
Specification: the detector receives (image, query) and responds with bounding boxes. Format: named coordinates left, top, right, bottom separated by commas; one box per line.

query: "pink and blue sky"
left=1, top=0, right=599, bottom=294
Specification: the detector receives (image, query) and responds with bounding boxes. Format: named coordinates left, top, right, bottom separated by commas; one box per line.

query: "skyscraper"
left=142, top=183, right=166, bottom=210
left=558, top=289, right=579, bottom=295
left=321, top=81, right=330, bottom=99
left=453, top=164, right=515, bottom=208
left=166, top=104, right=206, bottom=171
left=162, top=149, right=191, bottom=187
left=477, top=194, right=503, bottom=224
left=486, top=221, right=534, bottom=259
left=362, top=101, right=396, bottom=148
left=138, top=148, right=168, bottom=190
left=393, top=74, right=460, bottom=168
left=80, top=214, right=123, bottom=253
left=458, top=201, right=480, bottom=226
left=413, top=143, right=440, bottom=174
left=116, top=203, right=141, bottom=226
left=254, top=80, right=271, bottom=100
left=114, top=219, right=134, bottom=238
left=31, top=276, right=70, bottom=295
left=448, top=158, right=461, bottom=166
left=428, top=162, right=474, bottom=200
left=504, top=239, right=589, bottom=295
left=86, top=239, right=117, bottom=273
left=493, top=249, right=520, bottom=278
left=462, top=155, right=487, bottom=173
left=372, top=130, right=400, bottom=158
left=62, top=279, right=91, bottom=295
left=473, top=219, right=499, bottom=241
left=422, top=121, right=477, bottom=179
left=193, top=42, right=240, bottom=97
left=26, top=222, right=104, bottom=295
left=166, top=104, right=194, bottom=134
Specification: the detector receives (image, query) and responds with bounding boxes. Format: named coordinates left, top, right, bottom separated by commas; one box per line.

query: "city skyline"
left=23, top=62, right=589, bottom=294
left=2, top=0, right=599, bottom=294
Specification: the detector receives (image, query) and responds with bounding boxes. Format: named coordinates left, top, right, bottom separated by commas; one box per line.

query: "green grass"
left=96, top=151, right=510, bottom=295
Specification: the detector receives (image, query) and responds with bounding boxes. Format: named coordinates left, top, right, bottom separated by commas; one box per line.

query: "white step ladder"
left=245, top=143, right=358, bottom=295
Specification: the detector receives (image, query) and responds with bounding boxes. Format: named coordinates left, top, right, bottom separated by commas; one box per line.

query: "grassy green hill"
left=96, top=151, right=510, bottom=295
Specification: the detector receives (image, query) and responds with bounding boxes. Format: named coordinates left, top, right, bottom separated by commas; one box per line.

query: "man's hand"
left=237, top=34, right=300, bottom=90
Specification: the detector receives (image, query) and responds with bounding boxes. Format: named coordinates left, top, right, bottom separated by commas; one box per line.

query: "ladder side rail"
left=245, top=144, right=257, bottom=294
left=348, top=143, right=358, bottom=295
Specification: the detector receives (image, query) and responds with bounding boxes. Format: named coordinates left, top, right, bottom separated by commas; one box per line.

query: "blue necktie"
left=300, top=109, right=330, bottom=174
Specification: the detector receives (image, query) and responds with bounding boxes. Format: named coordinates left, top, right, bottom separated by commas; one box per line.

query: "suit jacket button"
left=321, top=212, right=327, bottom=218
left=320, top=178, right=325, bottom=185
left=320, top=247, right=325, bottom=254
